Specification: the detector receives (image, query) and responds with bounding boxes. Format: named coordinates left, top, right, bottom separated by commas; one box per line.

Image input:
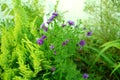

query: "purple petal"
left=37, top=38, right=44, bottom=45
left=49, top=15, right=56, bottom=21
left=44, top=27, right=48, bottom=32
left=52, top=12, right=58, bottom=17
left=83, top=73, right=89, bottom=79
left=40, top=23, right=45, bottom=28
left=68, top=20, right=75, bottom=26
left=41, top=35, right=47, bottom=39
left=87, top=31, right=92, bottom=36
left=79, top=40, right=85, bottom=46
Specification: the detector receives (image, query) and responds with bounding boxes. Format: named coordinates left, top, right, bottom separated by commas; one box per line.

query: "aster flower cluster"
left=38, top=12, right=92, bottom=48
left=37, top=12, right=93, bottom=78
left=38, top=12, right=59, bottom=54
left=40, top=12, right=58, bottom=32
left=61, top=20, right=74, bottom=28
left=38, top=11, right=93, bottom=48
left=47, top=12, right=58, bottom=24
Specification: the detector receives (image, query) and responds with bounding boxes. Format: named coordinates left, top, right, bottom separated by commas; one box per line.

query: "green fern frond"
left=12, top=0, right=29, bottom=42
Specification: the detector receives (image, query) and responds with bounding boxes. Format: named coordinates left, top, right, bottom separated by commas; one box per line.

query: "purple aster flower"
left=87, top=31, right=92, bottom=36
left=79, top=40, right=85, bottom=46
left=44, top=27, right=48, bottom=32
left=37, top=38, right=44, bottom=45
left=40, top=23, right=45, bottom=28
left=51, top=66, right=56, bottom=72
left=41, top=35, right=47, bottom=39
left=83, top=73, right=89, bottom=79
left=68, top=20, right=75, bottom=26
left=52, top=12, right=58, bottom=17
left=50, top=45, right=54, bottom=50
left=62, top=24, right=66, bottom=27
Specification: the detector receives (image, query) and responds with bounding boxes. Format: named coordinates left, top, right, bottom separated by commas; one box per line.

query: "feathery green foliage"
left=0, top=0, right=50, bottom=80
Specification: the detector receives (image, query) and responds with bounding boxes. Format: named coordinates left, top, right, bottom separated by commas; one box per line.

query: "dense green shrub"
left=1, top=0, right=120, bottom=80
left=0, top=0, right=50, bottom=80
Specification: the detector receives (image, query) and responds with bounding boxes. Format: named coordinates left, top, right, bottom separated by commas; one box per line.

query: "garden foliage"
left=0, top=0, right=92, bottom=79
left=83, top=0, right=120, bottom=79
left=0, top=0, right=120, bottom=80
left=0, top=0, right=50, bottom=80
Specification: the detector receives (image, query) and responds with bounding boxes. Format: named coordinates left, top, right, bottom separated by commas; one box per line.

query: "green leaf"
left=111, top=62, right=120, bottom=76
